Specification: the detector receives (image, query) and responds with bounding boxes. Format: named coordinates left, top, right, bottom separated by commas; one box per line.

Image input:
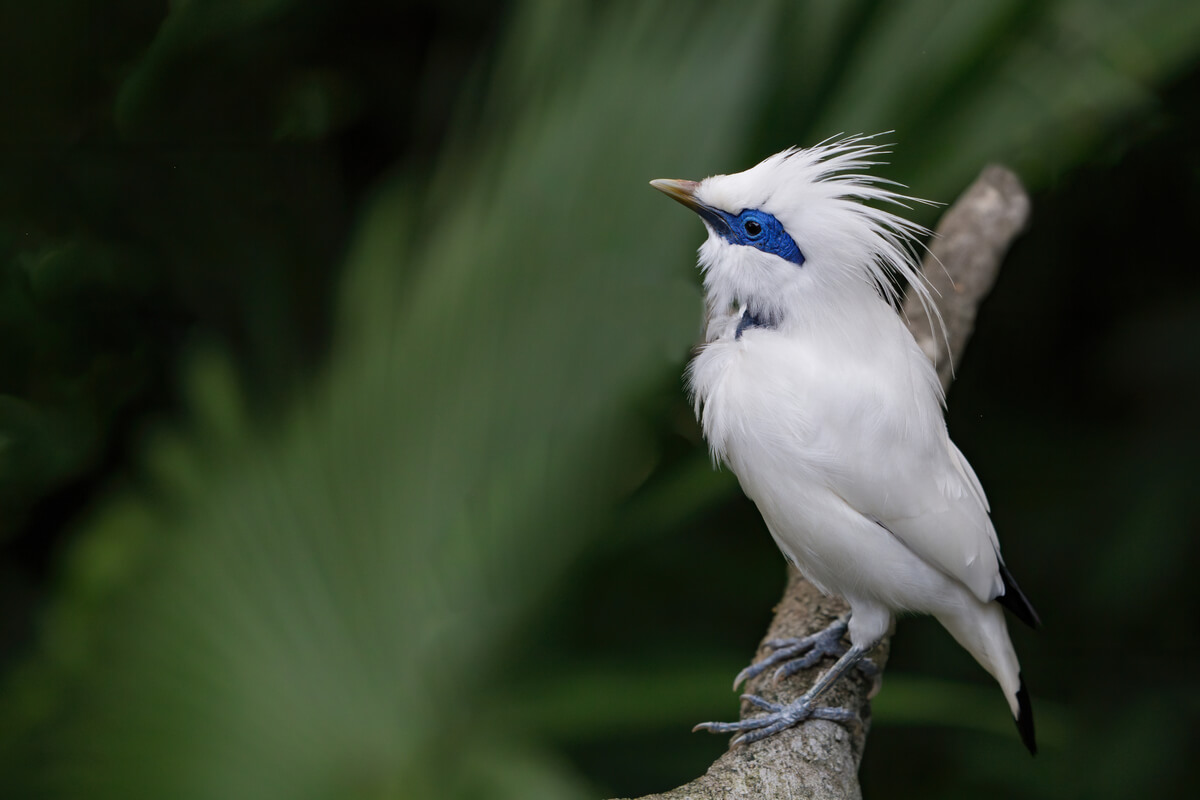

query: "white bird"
left=651, top=135, right=1038, bottom=754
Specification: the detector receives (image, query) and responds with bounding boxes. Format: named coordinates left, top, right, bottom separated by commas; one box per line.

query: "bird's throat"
left=735, top=307, right=777, bottom=340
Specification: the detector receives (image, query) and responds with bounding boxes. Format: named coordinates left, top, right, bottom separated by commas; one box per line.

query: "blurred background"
left=1, top=1, right=1198, bottom=798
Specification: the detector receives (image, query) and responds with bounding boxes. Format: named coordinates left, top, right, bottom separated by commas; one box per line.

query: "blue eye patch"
left=693, top=206, right=805, bottom=267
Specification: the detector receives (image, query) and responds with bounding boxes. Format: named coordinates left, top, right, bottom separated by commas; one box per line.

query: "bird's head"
left=652, top=135, right=935, bottom=332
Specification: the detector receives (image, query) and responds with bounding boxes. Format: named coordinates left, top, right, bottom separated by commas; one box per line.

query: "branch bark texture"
left=614, top=165, right=1030, bottom=800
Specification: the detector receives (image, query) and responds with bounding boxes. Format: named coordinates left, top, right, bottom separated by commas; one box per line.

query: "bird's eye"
left=715, top=208, right=804, bottom=266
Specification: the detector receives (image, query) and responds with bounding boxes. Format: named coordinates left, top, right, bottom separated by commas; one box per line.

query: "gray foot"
left=733, top=616, right=877, bottom=690
left=693, top=693, right=860, bottom=746
left=699, top=632, right=877, bottom=747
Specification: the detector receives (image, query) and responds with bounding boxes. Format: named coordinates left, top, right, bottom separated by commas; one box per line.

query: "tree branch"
left=613, top=165, right=1031, bottom=800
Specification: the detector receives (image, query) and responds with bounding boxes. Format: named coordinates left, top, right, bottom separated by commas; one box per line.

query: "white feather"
left=683, top=135, right=1025, bottom=720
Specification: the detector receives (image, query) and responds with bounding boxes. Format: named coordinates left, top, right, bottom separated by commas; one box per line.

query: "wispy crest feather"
left=694, top=133, right=945, bottom=346
left=773, top=133, right=940, bottom=319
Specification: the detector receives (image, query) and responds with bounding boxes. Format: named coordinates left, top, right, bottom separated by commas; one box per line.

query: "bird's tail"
left=935, top=600, right=1037, bottom=755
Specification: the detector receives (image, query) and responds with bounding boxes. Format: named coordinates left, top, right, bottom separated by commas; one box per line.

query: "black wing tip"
left=997, top=560, right=1042, bottom=630
left=1015, top=675, right=1037, bottom=756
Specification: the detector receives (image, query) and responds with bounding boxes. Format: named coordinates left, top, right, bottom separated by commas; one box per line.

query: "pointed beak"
left=649, top=178, right=731, bottom=237
left=649, top=178, right=703, bottom=210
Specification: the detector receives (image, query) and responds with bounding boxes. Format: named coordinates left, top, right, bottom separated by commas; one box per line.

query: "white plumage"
left=652, top=135, right=1037, bottom=753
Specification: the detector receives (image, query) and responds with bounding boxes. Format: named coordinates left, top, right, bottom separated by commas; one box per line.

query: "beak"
left=649, top=178, right=731, bottom=237
left=649, top=178, right=703, bottom=210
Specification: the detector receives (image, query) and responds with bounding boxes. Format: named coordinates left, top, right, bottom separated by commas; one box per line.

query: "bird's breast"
left=689, top=331, right=825, bottom=471
left=688, top=320, right=940, bottom=489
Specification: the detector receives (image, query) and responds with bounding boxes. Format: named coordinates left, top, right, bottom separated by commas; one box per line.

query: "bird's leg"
left=695, top=642, right=872, bottom=746
left=732, top=614, right=878, bottom=690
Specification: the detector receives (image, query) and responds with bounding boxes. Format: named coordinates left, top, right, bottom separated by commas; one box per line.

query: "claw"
left=699, top=693, right=861, bottom=745
left=732, top=715, right=798, bottom=746
left=698, top=636, right=875, bottom=747
left=772, top=644, right=840, bottom=682
left=810, top=707, right=860, bottom=723
left=733, top=616, right=850, bottom=690
left=740, top=693, right=782, bottom=712
left=693, top=715, right=772, bottom=734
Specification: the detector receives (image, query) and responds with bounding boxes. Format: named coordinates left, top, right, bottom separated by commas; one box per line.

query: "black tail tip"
left=1015, top=675, right=1037, bottom=756
left=997, top=560, right=1042, bottom=630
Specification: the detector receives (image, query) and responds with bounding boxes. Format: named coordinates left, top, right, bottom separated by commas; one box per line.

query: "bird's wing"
left=832, top=431, right=1003, bottom=604
left=948, top=439, right=990, bottom=513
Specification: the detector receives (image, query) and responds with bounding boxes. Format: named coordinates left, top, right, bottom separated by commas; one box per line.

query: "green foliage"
left=4, top=1, right=770, bottom=797
left=2, top=1, right=1200, bottom=798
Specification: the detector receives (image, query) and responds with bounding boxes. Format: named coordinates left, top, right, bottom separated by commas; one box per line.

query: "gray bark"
left=613, top=165, right=1031, bottom=800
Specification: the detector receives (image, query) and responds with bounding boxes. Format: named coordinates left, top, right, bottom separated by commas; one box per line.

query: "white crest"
left=691, top=133, right=943, bottom=340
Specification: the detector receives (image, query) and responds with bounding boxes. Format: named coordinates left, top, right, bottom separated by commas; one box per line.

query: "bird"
left=650, top=134, right=1039, bottom=755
